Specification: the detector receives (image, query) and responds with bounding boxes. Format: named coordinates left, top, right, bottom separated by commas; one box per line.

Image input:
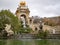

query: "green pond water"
left=0, top=39, right=60, bottom=45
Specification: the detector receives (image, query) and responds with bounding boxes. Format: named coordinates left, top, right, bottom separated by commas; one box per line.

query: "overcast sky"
left=0, top=0, right=60, bottom=17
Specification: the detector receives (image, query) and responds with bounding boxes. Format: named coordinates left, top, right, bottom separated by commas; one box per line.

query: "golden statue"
left=20, top=1, right=26, bottom=6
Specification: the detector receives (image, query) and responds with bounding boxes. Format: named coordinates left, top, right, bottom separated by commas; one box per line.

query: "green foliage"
left=43, top=30, right=49, bottom=38
left=37, top=30, right=49, bottom=39
left=0, top=10, right=21, bottom=33
left=19, top=26, right=32, bottom=33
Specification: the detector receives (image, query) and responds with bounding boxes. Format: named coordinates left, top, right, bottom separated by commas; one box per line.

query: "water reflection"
left=0, top=39, right=60, bottom=45
left=0, top=40, right=6, bottom=45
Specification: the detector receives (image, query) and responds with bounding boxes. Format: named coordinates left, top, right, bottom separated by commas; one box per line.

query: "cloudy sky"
left=0, top=0, right=60, bottom=17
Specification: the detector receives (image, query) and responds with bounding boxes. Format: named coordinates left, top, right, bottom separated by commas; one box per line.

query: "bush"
left=35, top=30, right=49, bottom=39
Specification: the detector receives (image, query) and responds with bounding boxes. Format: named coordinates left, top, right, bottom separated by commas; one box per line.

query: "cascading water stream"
left=20, top=17, right=26, bottom=28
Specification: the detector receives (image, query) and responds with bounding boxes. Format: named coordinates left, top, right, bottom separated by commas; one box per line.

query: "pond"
left=0, top=39, right=60, bottom=45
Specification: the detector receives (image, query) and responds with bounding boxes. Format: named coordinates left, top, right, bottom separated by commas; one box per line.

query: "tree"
left=0, top=10, right=21, bottom=36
